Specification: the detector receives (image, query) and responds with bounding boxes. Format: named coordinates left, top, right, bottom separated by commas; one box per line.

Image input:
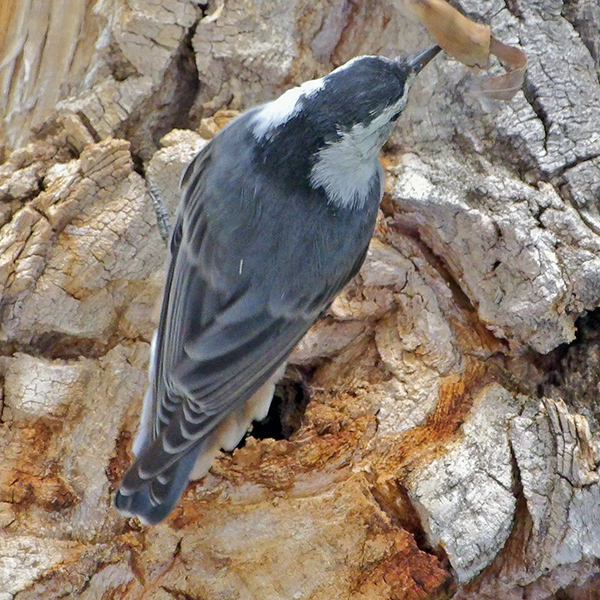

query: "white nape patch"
left=133, top=332, right=158, bottom=456
left=310, top=84, right=413, bottom=209
left=253, top=78, right=325, bottom=138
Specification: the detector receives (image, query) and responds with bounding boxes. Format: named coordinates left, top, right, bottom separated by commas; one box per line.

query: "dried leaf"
left=404, top=0, right=490, bottom=68
left=471, top=36, right=528, bottom=101
left=404, top=0, right=527, bottom=101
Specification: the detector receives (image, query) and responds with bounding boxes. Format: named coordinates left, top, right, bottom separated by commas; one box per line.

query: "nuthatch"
left=115, top=46, right=441, bottom=524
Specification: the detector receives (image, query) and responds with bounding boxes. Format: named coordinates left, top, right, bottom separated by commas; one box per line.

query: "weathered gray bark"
left=1, top=0, right=600, bottom=598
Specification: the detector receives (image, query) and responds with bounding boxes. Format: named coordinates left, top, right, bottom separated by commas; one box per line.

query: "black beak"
left=405, top=45, right=441, bottom=73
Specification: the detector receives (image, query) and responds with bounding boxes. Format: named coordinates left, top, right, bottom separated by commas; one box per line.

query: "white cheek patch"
left=253, top=77, right=325, bottom=139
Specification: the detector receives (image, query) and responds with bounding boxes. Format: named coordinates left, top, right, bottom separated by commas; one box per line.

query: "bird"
left=114, top=45, right=441, bottom=525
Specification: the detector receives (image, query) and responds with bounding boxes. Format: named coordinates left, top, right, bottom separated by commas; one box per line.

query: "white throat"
left=309, top=137, right=384, bottom=210
left=309, top=90, right=411, bottom=209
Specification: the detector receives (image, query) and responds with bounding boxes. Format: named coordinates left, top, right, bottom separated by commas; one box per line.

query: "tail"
left=114, top=397, right=230, bottom=525
left=114, top=366, right=285, bottom=524
left=115, top=344, right=203, bottom=525
left=114, top=440, right=205, bottom=525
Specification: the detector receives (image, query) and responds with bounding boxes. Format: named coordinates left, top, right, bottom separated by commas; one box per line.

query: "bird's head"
left=252, top=46, right=440, bottom=208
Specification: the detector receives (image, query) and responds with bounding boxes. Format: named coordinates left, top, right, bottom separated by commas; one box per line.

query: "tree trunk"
left=1, top=1, right=600, bottom=598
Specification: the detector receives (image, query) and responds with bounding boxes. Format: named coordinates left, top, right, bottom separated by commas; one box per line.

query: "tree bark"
left=1, top=1, right=600, bottom=598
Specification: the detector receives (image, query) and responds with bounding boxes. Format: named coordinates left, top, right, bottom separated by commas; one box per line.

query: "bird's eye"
left=390, top=110, right=402, bottom=121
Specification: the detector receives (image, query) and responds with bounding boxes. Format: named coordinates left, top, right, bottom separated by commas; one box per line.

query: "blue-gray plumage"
left=114, top=46, right=440, bottom=524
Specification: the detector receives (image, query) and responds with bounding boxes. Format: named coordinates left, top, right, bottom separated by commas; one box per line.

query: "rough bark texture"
left=1, top=0, right=600, bottom=598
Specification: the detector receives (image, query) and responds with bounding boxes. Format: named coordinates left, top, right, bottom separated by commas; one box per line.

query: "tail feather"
left=114, top=367, right=285, bottom=524
left=114, top=442, right=204, bottom=525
